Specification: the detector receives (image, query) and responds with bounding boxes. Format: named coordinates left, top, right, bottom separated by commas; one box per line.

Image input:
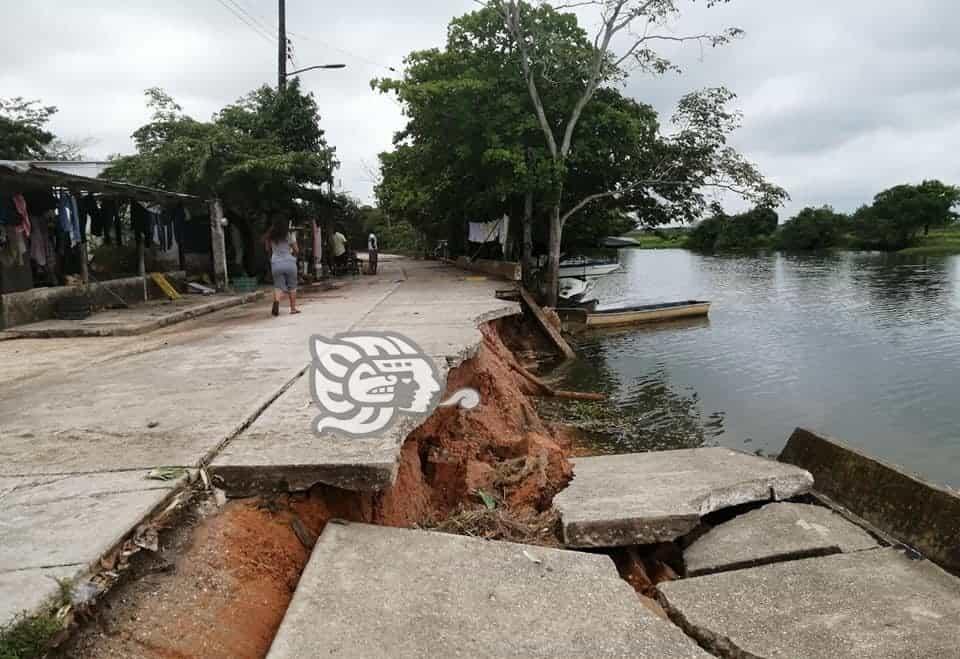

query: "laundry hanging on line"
left=468, top=216, right=510, bottom=250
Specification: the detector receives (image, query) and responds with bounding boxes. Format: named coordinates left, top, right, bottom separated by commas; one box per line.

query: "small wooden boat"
left=559, top=300, right=711, bottom=329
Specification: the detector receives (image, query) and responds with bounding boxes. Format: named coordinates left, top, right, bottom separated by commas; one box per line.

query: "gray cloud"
left=2, top=0, right=957, bottom=219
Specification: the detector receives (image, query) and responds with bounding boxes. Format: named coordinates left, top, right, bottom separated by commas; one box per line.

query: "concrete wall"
left=779, top=428, right=960, bottom=575
left=0, top=271, right=186, bottom=329
left=453, top=257, right=521, bottom=281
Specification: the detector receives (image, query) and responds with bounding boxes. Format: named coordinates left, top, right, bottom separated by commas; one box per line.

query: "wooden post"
left=137, top=233, right=147, bottom=301
left=209, top=199, right=229, bottom=290
left=79, top=241, right=90, bottom=285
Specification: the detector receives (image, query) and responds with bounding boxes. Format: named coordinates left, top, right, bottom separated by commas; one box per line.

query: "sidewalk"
left=2, top=291, right=264, bottom=339
left=0, top=258, right=515, bottom=626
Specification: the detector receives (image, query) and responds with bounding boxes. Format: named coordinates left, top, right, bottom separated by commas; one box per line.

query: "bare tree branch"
left=499, top=1, right=559, bottom=158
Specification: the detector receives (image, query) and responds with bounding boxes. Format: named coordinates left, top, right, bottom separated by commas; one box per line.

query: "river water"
left=555, top=248, right=960, bottom=488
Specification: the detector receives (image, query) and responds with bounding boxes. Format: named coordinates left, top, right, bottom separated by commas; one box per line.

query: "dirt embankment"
left=61, top=319, right=574, bottom=659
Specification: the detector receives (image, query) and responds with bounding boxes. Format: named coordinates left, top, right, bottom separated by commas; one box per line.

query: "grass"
left=625, top=230, right=689, bottom=249
left=898, top=227, right=960, bottom=256
left=0, top=579, right=72, bottom=659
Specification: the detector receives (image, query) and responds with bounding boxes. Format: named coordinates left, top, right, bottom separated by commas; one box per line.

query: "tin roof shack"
left=0, top=161, right=229, bottom=329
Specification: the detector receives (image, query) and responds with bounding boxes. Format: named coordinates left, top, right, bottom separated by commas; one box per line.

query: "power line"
left=223, top=0, right=275, bottom=38
left=288, top=30, right=398, bottom=73
left=213, top=0, right=275, bottom=44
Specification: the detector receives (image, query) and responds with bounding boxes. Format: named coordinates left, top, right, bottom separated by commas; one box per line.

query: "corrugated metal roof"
left=16, top=161, right=110, bottom=178
left=0, top=160, right=203, bottom=204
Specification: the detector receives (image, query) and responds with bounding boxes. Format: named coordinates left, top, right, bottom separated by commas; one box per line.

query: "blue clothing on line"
left=58, top=193, right=81, bottom=246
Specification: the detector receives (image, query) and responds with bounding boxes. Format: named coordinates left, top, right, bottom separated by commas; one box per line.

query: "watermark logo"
left=310, top=331, right=480, bottom=437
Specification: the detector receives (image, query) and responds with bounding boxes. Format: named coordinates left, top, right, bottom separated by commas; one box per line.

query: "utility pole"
left=278, top=0, right=287, bottom=88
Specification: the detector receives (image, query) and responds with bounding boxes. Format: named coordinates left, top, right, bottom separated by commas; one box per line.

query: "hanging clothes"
left=100, top=198, right=120, bottom=245
left=12, top=194, right=30, bottom=238
left=0, top=224, right=27, bottom=266
left=172, top=204, right=187, bottom=249
left=131, top=201, right=151, bottom=247
left=0, top=196, right=15, bottom=226
left=29, top=214, right=51, bottom=267
left=24, top=190, right=57, bottom=216
left=57, top=193, right=81, bottom=247
left=468, top=219, right=505, bottom=244
left=81, top=194, right=103, bottom=238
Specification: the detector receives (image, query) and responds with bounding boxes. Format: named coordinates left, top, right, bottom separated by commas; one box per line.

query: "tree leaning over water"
left=485, top=0, right=786, bottom=304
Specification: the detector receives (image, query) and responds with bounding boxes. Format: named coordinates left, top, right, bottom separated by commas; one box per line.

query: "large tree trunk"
left=522, top=190, right=534, bottom=285
left=544, top=204, right=562, bottom=308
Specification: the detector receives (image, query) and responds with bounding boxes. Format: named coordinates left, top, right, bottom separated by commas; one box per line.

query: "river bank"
left=626, top=226, right=960, bottom=255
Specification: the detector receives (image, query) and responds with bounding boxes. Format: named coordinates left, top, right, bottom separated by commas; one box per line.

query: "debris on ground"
left=145, top=467, right=187, bottom=481
left=430, top=506, right=563, bottom=548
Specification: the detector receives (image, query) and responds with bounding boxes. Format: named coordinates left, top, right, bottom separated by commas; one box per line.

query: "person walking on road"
left=367, top=231, right=379, bottom=275
left=265, top=216, right=300, bottom=316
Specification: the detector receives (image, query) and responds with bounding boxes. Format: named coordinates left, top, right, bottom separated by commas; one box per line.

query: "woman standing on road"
left=265, top=216, right=300, bottom=316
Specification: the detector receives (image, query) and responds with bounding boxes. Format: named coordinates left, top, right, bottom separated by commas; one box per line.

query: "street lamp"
left=288, top=63, right=347, bottom=77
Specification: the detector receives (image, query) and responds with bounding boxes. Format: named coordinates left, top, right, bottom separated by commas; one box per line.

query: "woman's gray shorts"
left=271, top=260, right=298, bottom=292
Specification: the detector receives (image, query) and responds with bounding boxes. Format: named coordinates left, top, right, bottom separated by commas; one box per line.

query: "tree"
left=104, top=82, right=337, bottom=230
left=686, top=205, right=778, bottom=251
left=377, top=3, right=785, bottom=296
left=0, top=97, right=57, bottom=159
left=488, top=0, right=785, bottom=305
left=776, top=206, right=848, bottom=250
left=851, top=180, right=960, bottom=250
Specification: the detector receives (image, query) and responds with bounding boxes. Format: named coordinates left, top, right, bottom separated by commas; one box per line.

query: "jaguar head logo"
left=310, top=332, right=477, bottom=437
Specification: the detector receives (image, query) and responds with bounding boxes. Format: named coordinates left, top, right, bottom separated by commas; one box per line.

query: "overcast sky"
left=2, top=0, right=958, bottom=219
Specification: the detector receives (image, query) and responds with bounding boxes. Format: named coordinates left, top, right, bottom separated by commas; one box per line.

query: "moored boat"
left=559, top=300, right=711, bottom=328
left=558, top=257, right=621, bottom=279
left=599, top=236, right=641, bottom=248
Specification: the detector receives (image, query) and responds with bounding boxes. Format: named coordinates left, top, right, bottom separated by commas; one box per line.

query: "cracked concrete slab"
left=209, top=360, right=448, bottom=496
left=684, top=502, right=879, bottom=576
left=0, top=566, right=80, bottom=624
left=267, top=523, right=711, bottom=659
left=659, top=548, right=960, bottom=659
left=554, top=448, right=814, bottom=548
left=0, top=283, right=400, bottom=477
left=211, top=270, right=518, bottom=496
left=0, top=470, right=185, bottom=572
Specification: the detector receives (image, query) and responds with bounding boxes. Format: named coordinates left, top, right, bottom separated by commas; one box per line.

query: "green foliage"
left=0, top=97, right=57, bottom=160
left=686, top=213, right=725, bottom=251
left=850, top=180, right=960, bottom=250
left=626, top=229, right=689, bottom=249
left=898, top=226, right=960, bottom=255
left=375, top=2, right=785, bottom=264
left=687, top=206, right=780, bottom=251
left=103, top=82, right=336, bottom=235
left=776, top=206, right=849, bottom=250
left=0, top=612, right=62, bottom=659
left=359, top=206, right=423, bottom=255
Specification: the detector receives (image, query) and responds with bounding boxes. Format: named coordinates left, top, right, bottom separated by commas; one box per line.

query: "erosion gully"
left=49, top=317, right=795, bottom=658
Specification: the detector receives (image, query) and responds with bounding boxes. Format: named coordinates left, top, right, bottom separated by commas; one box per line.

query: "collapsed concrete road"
left=267, top=523, right=712, bottom=659
left=683, top=502, right=878, bottom=576
left=659, top=548, right=960, bottom=659
left=210, top=273, right=518, bottom=496
left=554, top=448, right=814, bottom=548
left=0, top=259, right=515, bottom=629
